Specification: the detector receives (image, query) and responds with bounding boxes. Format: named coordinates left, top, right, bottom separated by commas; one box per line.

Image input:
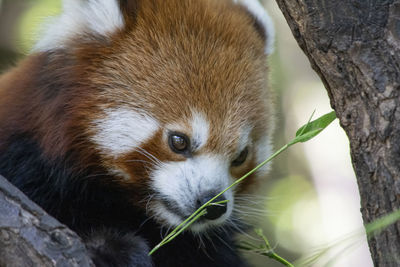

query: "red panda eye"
left=168, top=133, right=190, bottom=154
left=231, top=147, right=249, bottom=167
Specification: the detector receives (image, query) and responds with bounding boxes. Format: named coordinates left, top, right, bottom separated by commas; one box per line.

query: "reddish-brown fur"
left=0, top=1, right=275, bottom=265
left=0, top=0, right=272, bottom=197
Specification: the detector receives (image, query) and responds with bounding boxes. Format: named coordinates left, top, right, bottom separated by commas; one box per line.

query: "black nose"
left=196, top=193, right=227, bottom=220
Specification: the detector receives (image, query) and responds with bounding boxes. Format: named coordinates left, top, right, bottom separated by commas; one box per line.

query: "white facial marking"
left=238, top=125, right=253, bottom=152
left=34, top=0, right=124, bottom=51
left=152, top=202, right=183, bottom=227
left=150, top=155, right=234, bottom=232
left=191, top=112, right=210, bottom=150
left=255, top=135, right=273, bottom=174
left=91, top=108, right=159, bottom=157
left=234, top=0, right=275, bottom=54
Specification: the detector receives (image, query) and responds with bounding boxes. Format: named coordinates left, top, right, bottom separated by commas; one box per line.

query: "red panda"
left=0, top=0, right=275, bottom=266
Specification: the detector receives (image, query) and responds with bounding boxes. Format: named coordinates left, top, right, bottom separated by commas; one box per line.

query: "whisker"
left=214, top=232, right=234, bottom=251
left=161, top=225, right=173, bottom=239
left=236, top=193, right=276, bottom=200
left=196, top=232, right=213, bottom=259
left=233, top=203, right=269, bottom=213
left=204, top=231, right=217, bottom=252
left=160, top=226, right=167, bottom=240
left=138, top=214, right=155, bottom=230
left=217, top=224, right=230, bottom=237
left=227, top=218, right=260, bottom=241
left=136, top=147, right=162, bottom=165
left=135, top=151, right=159, bottom=165
left=234, top=203, right=267, bottom=211
left=144, top=194, right=155, bottom=214
left=233, top=207, right=270, bottom=216
left=196, top=232, right=206, bottom=250
left=124, top=159, right=154, bottom=165
left=81, top=172, right=112, bottom=179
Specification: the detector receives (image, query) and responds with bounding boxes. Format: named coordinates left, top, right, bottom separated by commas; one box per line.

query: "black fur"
left=0, top=133, right=249, bottom=267
left=86, top=230, right=153, bottom=267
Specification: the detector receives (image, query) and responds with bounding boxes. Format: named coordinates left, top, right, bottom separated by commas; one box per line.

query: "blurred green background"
left=0, top=0, right=372, bottom=266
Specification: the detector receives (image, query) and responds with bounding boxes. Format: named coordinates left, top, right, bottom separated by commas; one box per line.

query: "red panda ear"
left=34, top=0, right=128, bottom=52
left=234, top=0, right=275, bottom=55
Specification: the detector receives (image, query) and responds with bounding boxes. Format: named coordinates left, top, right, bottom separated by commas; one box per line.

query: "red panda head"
left=34, top=0, right=275, bottom=232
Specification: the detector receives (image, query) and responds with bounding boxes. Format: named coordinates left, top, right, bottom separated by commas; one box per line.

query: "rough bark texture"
left=274, top=0, right=400, bottom=265
left=0, top=175, right=93, bottom=267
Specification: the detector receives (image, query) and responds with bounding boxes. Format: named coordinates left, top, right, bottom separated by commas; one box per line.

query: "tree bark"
left=274, top=0, right=400, bottom=265
left=0, top=175, right=93, bottom=267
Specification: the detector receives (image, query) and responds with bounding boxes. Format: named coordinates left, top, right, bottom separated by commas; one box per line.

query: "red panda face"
left=33, top=0, right=275, bottom=231
left=90, top=107, right=273, bottom=231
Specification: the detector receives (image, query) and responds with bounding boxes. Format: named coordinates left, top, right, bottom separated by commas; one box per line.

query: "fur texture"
left=0, top=0, right=275, bottom=266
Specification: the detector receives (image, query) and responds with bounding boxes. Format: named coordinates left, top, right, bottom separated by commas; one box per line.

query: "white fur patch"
left=165, top=111, right=210, bottom=151
left=191, top=112, right=210, bottom=150
left=254, top=135, right=273, bottom=174
left=238, top=125, right=253, bottom=152
left=234, top=0, right=275, bottom=54
left=34, top=0, right=124, bottom=51
left=91, top=108, right=159, bottom=157
left=152, top=202, right=183, bottom=227
left=150, top=155, right=234, bottom=231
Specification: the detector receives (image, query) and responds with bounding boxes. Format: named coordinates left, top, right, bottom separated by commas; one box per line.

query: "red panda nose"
left=197, top=193, right=227, bottom=220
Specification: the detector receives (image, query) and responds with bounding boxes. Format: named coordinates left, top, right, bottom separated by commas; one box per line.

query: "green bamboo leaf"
left=290, top=128, right=323, bottom=145
left=296, top=111, right=336, bottom=137
left=290, top=111, right=336, bottom=145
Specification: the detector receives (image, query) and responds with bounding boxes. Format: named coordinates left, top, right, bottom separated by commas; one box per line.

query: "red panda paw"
left=85, top=229, right=153, bottom=267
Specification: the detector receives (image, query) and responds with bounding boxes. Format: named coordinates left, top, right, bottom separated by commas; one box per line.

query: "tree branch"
left=0, top=175, right=93, bottom=267
left=274, top=0, right=400, bottom=265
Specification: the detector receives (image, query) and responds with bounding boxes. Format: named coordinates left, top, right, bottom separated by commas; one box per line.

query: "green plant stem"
left=260, top=252, right=294, bottom=267
left=149, top=209, right=207, bottom=255
left=255, top=229, right=294, bottom=267
left=238, top=242, right=294, bottom=267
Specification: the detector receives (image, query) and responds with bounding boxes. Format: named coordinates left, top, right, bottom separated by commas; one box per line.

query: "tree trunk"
left=273, top=0, right=400, bottom=265
left=0, top=175, right=93, bottom=267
